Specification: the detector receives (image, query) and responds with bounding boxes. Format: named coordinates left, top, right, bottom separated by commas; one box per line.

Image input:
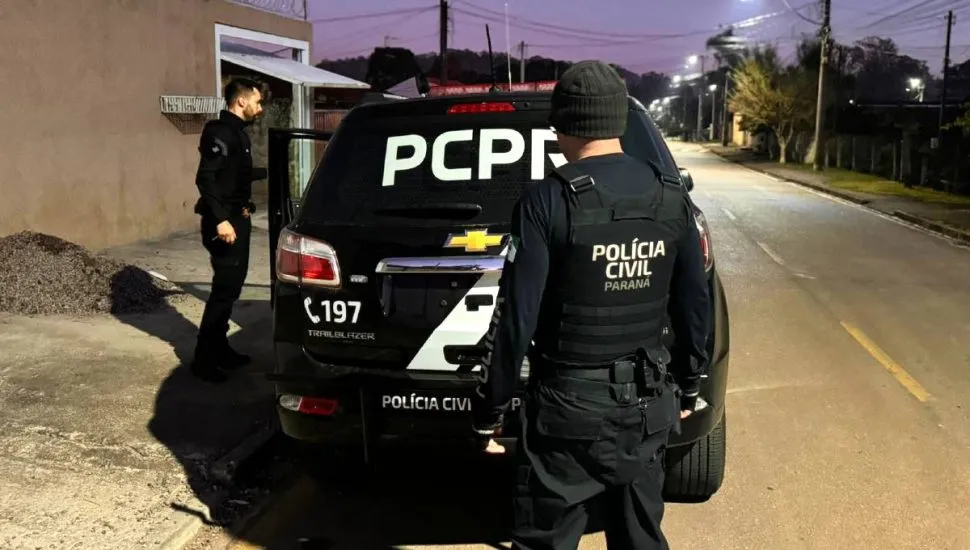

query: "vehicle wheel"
left=662, top=411, right=726, bottom=503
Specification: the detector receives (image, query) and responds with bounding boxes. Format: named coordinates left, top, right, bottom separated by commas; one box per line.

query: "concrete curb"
left=158, top=514, right=207, bottom=550
left=217, top=473, right=316, bottom=549
left=892, top=210, right=970, bottom=244
left=156, top=424, right=283, bottom=549
left=210, top=424, right=281, bottom=485
left=702, top=146, right=872, bottom=205
left=772, top=174, right=872, bottom=205
left=702, top=146, right=970, bottom=245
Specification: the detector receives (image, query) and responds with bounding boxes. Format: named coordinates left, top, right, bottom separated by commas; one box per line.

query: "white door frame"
left=213, top=23, right=312, bottom=128
left=214, top=23, right=314, bottom=191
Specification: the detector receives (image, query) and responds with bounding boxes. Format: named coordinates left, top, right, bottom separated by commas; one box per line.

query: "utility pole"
left=710, top=85, right=717, bottom=141
left=938, top=10, right=954, bottom=148
left=721, top=71, right=731, bottom=146
left=519, top=41, right=526, bottom=83
left=812, top=0, right=831, bottom=171
left=695, top=55, right=706, bottom=141
left=439, top=0, right=449, bottom=85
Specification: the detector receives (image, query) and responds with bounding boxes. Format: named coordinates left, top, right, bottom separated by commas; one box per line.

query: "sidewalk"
left=0, top=225, right=279, bottom=549
left=704, top=144, right=970, bottom=244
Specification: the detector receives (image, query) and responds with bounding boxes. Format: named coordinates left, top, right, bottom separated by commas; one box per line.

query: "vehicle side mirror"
left=679, top=168, right=694, bottom=192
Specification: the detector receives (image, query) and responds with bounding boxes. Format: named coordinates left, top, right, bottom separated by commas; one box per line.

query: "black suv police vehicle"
left=266, top=91, right=731, bottom=502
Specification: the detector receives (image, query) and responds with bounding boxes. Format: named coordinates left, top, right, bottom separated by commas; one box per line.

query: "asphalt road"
left=220, top=143, right=970, bottom=550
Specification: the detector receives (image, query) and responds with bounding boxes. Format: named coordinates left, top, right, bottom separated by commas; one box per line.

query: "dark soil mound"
left=0, top=231, right=183, bottom=316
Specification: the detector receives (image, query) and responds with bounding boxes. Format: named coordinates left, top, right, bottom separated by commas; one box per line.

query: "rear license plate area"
left=380, top=273, right=478, bottom=328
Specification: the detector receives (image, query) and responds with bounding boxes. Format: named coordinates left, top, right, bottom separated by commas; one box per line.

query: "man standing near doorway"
left=191, top=78, right=265, bottom=383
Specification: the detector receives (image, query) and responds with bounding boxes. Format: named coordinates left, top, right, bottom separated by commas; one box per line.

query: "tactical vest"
left=531, top=161, right=689, bottom=368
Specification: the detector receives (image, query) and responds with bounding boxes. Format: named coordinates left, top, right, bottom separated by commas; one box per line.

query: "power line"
left=449, top=7, right=655, bottom=44
left=309, top=5, right=435, bottom=24
left=451, top=0, right=743, bottom=40
left=855, top=0, right=963, bottom=30
left=318, top=7, right=437, bottom=44
left=452, top=4, right=808, bottom=49
left=780, top=0, right=822, bottom=25
left=524, top=29, right=716, bottom=49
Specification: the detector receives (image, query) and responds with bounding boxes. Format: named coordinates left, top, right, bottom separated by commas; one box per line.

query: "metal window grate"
left=159, top=96, right=224, bottom=134
left=159, top=95, right=224, bottom=114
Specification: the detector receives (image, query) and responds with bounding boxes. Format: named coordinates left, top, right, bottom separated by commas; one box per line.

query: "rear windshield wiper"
left=372, top=203, right=483, bottom=220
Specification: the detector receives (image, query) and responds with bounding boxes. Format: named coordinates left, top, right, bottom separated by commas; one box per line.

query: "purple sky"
left=307, top=0, right=970, bottom=74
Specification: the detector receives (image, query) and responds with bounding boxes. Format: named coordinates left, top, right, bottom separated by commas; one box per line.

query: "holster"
left=634, top=347, right=680, bottom=398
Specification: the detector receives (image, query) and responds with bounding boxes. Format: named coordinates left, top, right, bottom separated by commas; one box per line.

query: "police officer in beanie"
left=191, top=77, right=266, bottom=383
left=471, top=60, right=711, bottom=549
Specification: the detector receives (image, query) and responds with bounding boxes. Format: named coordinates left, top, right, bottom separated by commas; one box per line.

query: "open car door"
left=267, top=127, right=332, bottom=307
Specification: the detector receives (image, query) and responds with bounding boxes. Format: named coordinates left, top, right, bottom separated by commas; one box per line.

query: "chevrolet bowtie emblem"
left=444, top=229, right=505, bottom=252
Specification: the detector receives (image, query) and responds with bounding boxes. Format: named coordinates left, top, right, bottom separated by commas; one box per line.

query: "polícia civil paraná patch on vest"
left=592, top=239, right=666, bottom=292
left=381, top=128, right=567, bottom=186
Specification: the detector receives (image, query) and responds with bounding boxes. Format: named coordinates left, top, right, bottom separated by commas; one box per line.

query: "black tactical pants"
left=196, top=212, right=251, bottom=357
left=511, top=371, right=679, bottom=550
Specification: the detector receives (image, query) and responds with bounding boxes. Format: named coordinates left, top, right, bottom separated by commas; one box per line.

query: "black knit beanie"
left=549, top=60, right=628, bottom=139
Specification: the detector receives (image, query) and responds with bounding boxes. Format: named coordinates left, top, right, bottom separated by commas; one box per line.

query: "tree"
left=844, top=37, right=932, bottom=102
left=948, top=103, right=970, bottom=134
left=365, top=47, right=424, bottom=91
left=632, top=71, right=672, bottom=105
left=729, top=48, right=816, bottom=163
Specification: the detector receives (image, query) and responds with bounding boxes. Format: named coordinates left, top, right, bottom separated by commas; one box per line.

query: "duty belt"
left=532, top=350, right=670, bottom=397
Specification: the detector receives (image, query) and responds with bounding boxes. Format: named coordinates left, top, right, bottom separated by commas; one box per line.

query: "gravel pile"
left=0, top=231, right=183, bottom=316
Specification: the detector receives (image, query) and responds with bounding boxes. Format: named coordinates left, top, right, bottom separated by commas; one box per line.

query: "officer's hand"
left=216, top=221, right=237, bottom=244
left=484, top=438, right=506, bottom=454
left=473, top=419, right=505, bottom=454
left=680, top=391, right=699, bottom=419
left=476, top=427, right=505, bottom=454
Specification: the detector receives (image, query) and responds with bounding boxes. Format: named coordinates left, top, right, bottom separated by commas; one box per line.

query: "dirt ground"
left=0, top=218, right=279, bottom=549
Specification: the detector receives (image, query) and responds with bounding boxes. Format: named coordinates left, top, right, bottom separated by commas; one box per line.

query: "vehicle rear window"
left=300, top=103, right=676, bottom=225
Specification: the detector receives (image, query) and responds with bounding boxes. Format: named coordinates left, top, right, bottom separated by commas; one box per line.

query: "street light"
left=907, top=77, right=924, bottom=102
left=672, top=75, right=682, bottom=84
left=686, top=54, right=707, bottom=141
left=708, top=84, right=718, bottom=141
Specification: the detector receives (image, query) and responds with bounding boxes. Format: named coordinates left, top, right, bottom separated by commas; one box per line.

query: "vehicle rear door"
left=267, top=127, right=332, bottom=307
left=281, top=99, right=565, bottom=373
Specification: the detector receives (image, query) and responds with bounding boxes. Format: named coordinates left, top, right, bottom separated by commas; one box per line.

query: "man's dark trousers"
left=196, top=211, right=251, bottom=358
left=510, top=366, right=679, bottom=550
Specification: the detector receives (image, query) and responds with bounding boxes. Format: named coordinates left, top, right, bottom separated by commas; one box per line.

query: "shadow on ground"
left=110, top=268, right=277, bottom=527
left=215, top=442, right=617, bottom=549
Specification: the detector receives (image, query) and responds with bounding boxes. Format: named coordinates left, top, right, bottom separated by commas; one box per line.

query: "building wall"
left=0, top=0, right=311, bottom=250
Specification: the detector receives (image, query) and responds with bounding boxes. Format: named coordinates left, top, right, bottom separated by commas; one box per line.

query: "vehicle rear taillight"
left=447, top=102, right=516, bottom=114
left=275, top=228, right=341, bottom=287
left=279, top=394, right=339, bottom=416
left=694, top=210, right=714, bottom=272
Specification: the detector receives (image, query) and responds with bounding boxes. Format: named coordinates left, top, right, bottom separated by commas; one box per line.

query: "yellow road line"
left=841, top=321, right=931, bottom=402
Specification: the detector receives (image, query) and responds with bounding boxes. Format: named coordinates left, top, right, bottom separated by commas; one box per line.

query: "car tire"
left=662, top=411, right=726, bottom=503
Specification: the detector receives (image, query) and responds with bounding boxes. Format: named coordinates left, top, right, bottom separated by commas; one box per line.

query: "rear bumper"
left=271, top=340, right=728, bottom=448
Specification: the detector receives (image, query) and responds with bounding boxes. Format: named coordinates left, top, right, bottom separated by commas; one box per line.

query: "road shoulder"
left=0, top=227, right=280, bottom=549
left=702, top=144, right=970, bottom=245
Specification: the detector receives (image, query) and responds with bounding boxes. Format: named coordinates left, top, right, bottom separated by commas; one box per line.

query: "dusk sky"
left=306, top=0, right=970, bottom=74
